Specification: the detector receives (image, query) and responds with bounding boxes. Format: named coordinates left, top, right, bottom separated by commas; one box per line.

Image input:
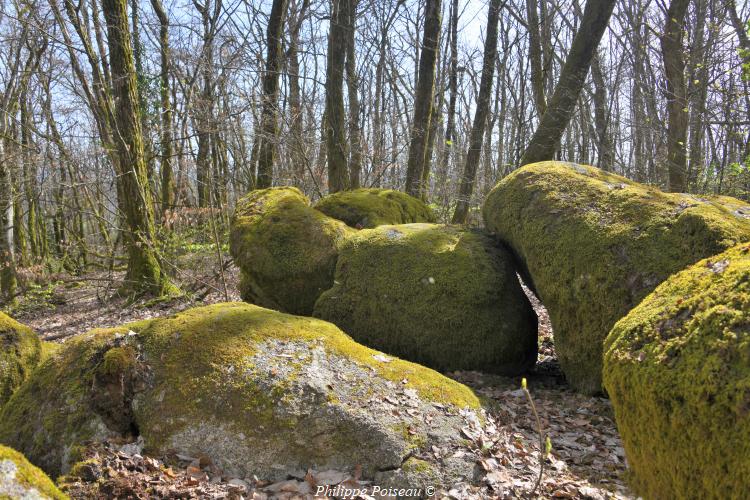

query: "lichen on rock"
left=313, top=223, right=538, bottom=375
left=0, top=445, right=67, bottom=500
left=483, top=161, right=750, bottom=394
left=0, top=312, right=42, bottom=408
left=603, top=243, right=750, bottom=499
left=314, top=188, right=436, bottom=228
left=0, top=303, right=484, bottom=489
left=229, top=187, right=353, bottom=315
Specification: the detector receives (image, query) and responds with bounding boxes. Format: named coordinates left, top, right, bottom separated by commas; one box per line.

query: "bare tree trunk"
left=325, top=0, right=350, bottom=193
left=452, top=0, right=501, bottom=223
left=194, top=0, right=221, bottom=205
left=660, top=0, right=690, bottom=192
left=256, top=0, right=288, bottom=188
left=0, top=142, right=16, bottom=302
left=590, top=52, right=613, bottom=170
left=345, top=0, right=362, bottom=188
left=726, top=0, right=750, bottom=162
left=520, top=0, right=616, bottom=166
left=286, top=0, right=310, bottom=188
left=405, top=0, right=442, bottom=197
left=526, top=0, right=547, bottom=117
left=687, top=0, right=709, bottom=189
left=151, top=0, right=175, bottom=213
left=437, top=0, right=458, bottom=192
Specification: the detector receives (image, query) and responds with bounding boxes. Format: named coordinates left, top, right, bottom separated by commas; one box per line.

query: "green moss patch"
left=0, top=312, right=41, bottom=408
left=0, top=303, right=480, bottom=482
left=314, top=188, right=436, bottom=228
left=313, top=223, right=537, bottom=375
left=483, top=161, right=750, bottom=394
left=603, top=243, right=750, bottom=499
left=0, top=323, right=149, bottom=477
left=229, top=187, right=353, bottom=315
left=0, top=445, right=67, bottom=499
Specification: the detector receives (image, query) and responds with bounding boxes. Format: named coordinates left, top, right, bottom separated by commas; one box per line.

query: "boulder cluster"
left=1, top=163, right=748, bottom=498
left=227, top=166, right=750, bottom=498
left=483, top=162, right=750, bottom=499
left=230, top=186, right=539, bottom=375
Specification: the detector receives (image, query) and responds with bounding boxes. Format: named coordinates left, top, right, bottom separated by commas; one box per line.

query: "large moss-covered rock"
left=0, top=445, right=67, bottom=499
left=0, top=312, right=41, bottom=408
left=230, top=187, right=353, bottom=315
left=603, top=243, right=750, bottom=499
left=313, top=223, right=537, bottom=374
left=483, top=161, right=750, bottom=394
left=0, top=303, right=483, bottom=488
left=314, top=188, right=436, bottom=228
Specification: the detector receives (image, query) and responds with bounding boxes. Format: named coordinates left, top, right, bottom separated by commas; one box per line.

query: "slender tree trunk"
left=405, top=0, right=442, bottom=197
left=526, top=0, right=547, bottom=117
left=20, top=92, right=39, bottom=261
left=728, top=5, right=750, bottom=160
left=452, top=0, right=501, bottom=223
left=345, top=0, right=362, bottom=189
left=0, top=141, right=16, bottom=302
left=325, top=0, right=350, bottom=193
left=151, top=0, right=175, bottom=214
left=196, top=118, right=212, bottom=205
left=590, top=52, right=613, bottom=169
left=286, top=0, right=310, bottom=188
left=194, top=0, right=221, bottom=205
left=660, top=0, right=690, bottom=192
left=437, top=0, right=458, bottom=193
left=102, top=0, right=174, bottom=296
left=687, top=0, right=709, bottom=189
left=256, top=0, right=288, bottom=188
left=520, top=0, right=616, bottom=166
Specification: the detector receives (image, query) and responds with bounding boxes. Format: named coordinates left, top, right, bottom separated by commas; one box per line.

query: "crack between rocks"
left=377, top=451, right=416, bottom=473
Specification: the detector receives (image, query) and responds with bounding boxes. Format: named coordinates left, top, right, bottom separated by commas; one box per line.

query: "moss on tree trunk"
left=102, top=0, right=175, bottom=297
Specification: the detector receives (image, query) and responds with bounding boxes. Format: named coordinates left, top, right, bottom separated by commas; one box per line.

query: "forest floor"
left=11, top=254, right=635, bottom=499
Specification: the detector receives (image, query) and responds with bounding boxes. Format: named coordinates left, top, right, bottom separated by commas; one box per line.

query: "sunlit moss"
left=229, top=187, right=353, bottom=315
left=0, top=445, right=67, bottom=499
left=314, top=188, right=436, bottom=228
left=604, top=243, right=750, bottom=499
left=483, top=161, right=750, bottom=394
left=0, top=312, right=41, bottom=408
left=313, top=223, right=537, bottom=374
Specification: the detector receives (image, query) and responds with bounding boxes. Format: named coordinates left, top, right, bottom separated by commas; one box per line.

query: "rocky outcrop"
left=229, top=187, right=353, bottom=315
left=603, top=243, right=750, bottom=499
left=0, top=445, right=67, bottom=499
left=0, top=303, right=484, bottom=490
left=483, top=161, right=750, bottom=393
left=314, top=223, right=538, bottom=374
left=0, top=312, right=42, bottom=408
left=314, top=188, right=436, bottom=228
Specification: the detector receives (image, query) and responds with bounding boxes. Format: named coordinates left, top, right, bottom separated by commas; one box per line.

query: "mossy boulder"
left=0, top=445, right=67, bottom=499
left=313, top=223, right=538, bottom=374
left=0, top=321, right=146, bottom=477
left=0, top=312, right=41, bottom=408
left=603, top=243, right=750, bottom=499
left=229, top=187, right=353, bottom=315
left=0, top=303, right=483, bottom=488
left=314, top=188, right=436, bottom=228
left=483, top=161, right=750, bottom=394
